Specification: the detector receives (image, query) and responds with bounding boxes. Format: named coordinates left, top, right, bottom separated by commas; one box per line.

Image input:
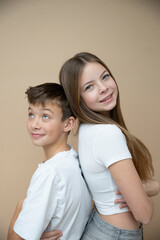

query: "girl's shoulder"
left=79, top=124, right=125, bottom=144
left=80, top=123, right=122, bottom=134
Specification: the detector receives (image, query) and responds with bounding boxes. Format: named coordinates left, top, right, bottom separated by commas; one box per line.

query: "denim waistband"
left=92, top=209, right=143, bottom=238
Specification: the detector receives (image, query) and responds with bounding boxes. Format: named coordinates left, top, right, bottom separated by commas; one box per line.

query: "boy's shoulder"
left=29, top=147, right=80, bottom=193
left=43, top=146, right=78, bottom=172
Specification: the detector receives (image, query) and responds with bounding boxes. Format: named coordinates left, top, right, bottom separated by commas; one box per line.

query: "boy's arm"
left=7, top=199, right=24, bottom=240
left=7, top=199, right=62, bottom=240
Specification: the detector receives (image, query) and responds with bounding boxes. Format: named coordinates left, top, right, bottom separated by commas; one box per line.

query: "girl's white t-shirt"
left=78, top=124, right=132, bottom=215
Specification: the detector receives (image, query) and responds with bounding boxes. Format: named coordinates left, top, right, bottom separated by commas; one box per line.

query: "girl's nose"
left=99, top=82, right=108, bottom=94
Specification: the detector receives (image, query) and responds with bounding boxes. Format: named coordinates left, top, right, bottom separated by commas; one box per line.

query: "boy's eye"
left=28, top=113, right=34, bottom=118
left=43, top=114, right=49, bottom=120
left=102, top=73, right=110, bottom=80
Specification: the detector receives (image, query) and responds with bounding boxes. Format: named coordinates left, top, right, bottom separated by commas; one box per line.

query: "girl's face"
left=80, top=62, right=118, bottom=115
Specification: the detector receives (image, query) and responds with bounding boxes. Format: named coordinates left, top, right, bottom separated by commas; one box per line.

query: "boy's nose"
left=32, top=118, right=41, bottom=129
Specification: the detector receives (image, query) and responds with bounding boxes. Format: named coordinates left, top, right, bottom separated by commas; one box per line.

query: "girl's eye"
left=102, top=73, right=110, bottom=80
left=28, top=113, right=34, bottom=118
left=85, top=85, right=93, bottom=91
left=43, top=114, right=49, bottom=120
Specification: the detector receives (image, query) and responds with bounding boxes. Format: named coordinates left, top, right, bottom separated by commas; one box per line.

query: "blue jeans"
left=81, top=209, right=143, bottom=240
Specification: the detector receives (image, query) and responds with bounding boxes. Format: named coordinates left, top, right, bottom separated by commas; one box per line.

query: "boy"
left=8, top=83, right=92, bottom=240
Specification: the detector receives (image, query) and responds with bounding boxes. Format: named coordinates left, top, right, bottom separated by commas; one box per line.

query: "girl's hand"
left=142, top=179, right=160, bottom=197
left=114, top=190, right=130, bottom=210
left=40, top=230, right=63, bottom=240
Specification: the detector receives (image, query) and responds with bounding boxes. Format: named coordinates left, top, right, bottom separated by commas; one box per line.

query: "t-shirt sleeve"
left=94, top=125, right=132, bottom=168
left=13, top=168, right=59, bottom=240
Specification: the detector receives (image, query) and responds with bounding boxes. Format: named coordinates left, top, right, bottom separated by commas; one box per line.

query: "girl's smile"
left=100, top=93, right=113, bottom=103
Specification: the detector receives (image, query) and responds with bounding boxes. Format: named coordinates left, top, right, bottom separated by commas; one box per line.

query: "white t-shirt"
left=78, top=124, right=132, bottom=215
left=14, top=146, right=92, bottom=240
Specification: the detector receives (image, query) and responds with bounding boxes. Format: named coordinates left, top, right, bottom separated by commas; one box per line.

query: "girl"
left=41, top=52, right=159, bottom=240
left=58, top=52, right=159, bottom=240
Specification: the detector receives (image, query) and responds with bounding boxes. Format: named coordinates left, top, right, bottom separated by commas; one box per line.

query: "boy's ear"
left=64, top=116, right=75, bottom=132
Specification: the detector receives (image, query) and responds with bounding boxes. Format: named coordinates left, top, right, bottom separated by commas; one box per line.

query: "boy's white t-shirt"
left=14, top=146, right=92, bottom=240
left=78, top=124, right=132, bottom=215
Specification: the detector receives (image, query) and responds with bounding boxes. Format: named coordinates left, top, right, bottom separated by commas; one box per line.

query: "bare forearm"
left=7, top=199, right=24, bottom=240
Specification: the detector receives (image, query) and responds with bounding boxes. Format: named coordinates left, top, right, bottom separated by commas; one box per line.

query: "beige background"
left=0, top=0, right=160, bottom=239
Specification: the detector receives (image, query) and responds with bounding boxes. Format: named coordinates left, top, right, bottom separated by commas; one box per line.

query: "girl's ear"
left=64, top=116, right=76, bottom=132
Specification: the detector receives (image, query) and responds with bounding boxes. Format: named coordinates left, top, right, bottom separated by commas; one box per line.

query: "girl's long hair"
left=59, top=52, right=154, bottom=180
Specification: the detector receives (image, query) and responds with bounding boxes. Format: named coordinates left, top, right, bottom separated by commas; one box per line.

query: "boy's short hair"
left=25, top=83, right=74, bottom=121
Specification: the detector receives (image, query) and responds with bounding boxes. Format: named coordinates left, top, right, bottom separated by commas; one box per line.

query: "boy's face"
left=27, top=102, right=67, bottom=150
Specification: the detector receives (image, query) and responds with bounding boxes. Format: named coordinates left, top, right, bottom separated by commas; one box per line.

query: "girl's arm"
left=109, top=158, right=153, bottom=225
left=115, top=179, right=160, bottom=208
left=40, top=231, right=63, bottom=240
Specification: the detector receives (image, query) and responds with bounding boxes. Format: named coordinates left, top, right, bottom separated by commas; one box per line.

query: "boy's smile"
left=31, top=133, right=46, bottom=138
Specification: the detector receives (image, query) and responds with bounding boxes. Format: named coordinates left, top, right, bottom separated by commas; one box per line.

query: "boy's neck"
left=43, top=142, right=70, bottom=162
